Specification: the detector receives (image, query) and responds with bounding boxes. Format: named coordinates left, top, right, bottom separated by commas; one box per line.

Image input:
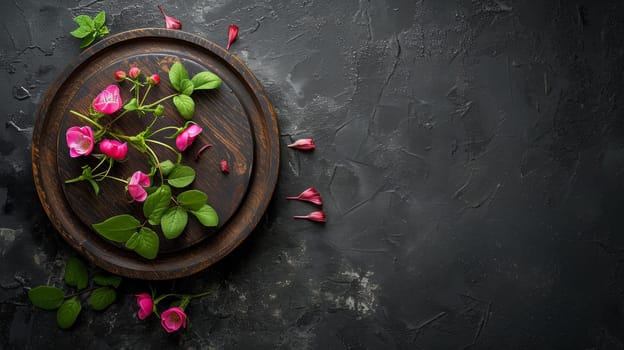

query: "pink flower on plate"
left=160, top=307, right=187, bottom=333
left=175, top=124, right=203, bottom=151
left=99, top=139, right=128, bottom=160
left=127, top=171, right=150, bottom=202
left=135, top=293, right=153, bottom=320
left=66, top=126, right=95, bottom=158
left=92, top=84, right=122, bottom=114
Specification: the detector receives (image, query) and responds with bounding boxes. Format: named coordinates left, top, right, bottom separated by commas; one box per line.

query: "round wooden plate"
left=32, top=29, right=279, bottom=280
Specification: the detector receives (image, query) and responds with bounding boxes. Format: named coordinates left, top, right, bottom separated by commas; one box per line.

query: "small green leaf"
left=191, top=71, right=222, bottom=90
left=167, top=165, right=196, bottom=188
left=64, top=257, right=88, bottom=290
left=169, top=61, right=189, bottom=91
left=93, top=275, right=122, bottom=288
left=143, top=185, right=172, bottom=225
left=125, top=232, right=140, bottom=250
left=87, top=178, right=100, bottom=195
left=123, top=98, right=139, bottom=111
left=80, top=32, right=96, bottom=48
left=92, top=214, right=141, bottom=242
left=180, top=79, right=194, bottom=96
left=133, top=227, right=160, bottom=259
left=177, top=190, right=208, bottom=211
left=191, top=204, right=219, bottom=227
left=56, top=297, right=81, bottom=329
left=98, top=26, right=110, bottom=36
left=70, top=27, right=92, bottom=39
left=28, top=286, right=65, bottom=310
left=173, top=94, right=195, bottom=119
left=161, top=206, right=188, bottom=239
left=73, top=15, right=94, bottom=30
left=159, top=160, right=175, bottom=176
left=89, top=287, right=116, bottom=311
left=93, top=11, right=106, bottom=29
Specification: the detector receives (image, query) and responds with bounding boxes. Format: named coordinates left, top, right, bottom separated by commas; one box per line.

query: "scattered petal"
left=220, top=160, right=229, bottom=174
left=158, top=5, right=182, bottom=30
left=226, top=24, right=239, bottom=50
left=293, top=211, right=327, bottom=223
left=194, top=143, right=213, bottom=161
left=287, top=138, right=315, bottom=151
left=286, top=187, right=323, bottom=206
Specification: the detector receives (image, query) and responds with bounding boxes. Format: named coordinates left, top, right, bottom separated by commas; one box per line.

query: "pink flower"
left=293, top=211, right=327, bottom=223
left=286, top=187, right=323, bottom=206
left=175, top=124, right=203, bottom=151
left=92, top=84, right=122, bottom=115
left=160, top=307, right=187, bottom=333
left=114, top=70, right=126, bottom=81
left=66, top=126, right=95, bottom=158
left=226, top=24, right=239, bottom=50
left=287, top=138, right=315, bottom=151
left=128, top=67, right=141, bottom=80
left=158, top=5, right=182, bottom=30
left=135, top=293, right=153, bottom=320
left=127, top=171, right=150, bottom=202
left=148, top=74, right=160, bottom=85
left=99, top=139, right=128, bottom=160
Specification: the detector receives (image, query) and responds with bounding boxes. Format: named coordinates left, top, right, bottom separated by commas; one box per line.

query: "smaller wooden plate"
left=32, top=29, right=279, bottom=280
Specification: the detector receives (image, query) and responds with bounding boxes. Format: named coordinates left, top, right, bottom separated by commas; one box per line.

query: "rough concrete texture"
left=1, top=0, right=624, bottom=349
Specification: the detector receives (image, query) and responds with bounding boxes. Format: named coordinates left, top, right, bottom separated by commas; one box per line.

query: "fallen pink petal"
left=176, top=124, right=203, bottom=151
left=286, top=187, right=323, bottom=206
left=127, top=171, right=150, bottom=202
left=287, top=138, right=315, bottom=151
left=135, top=293, right=153, bottom=320
left=293, top=211, right=327, bottom=223
left=220, top=160, right=230, bottom=174
left=66, top=126, right=95, bottom=158
left=194, top=143, right=213, bottom=161
left=226, top=24, right=239, bottom=50
left=92, top=84, right=122, bottom=114
left=160, top=307, right=187, bottom=333
left=158, top=5, right=182, bottom=30
left=99, top=139, right=128, bottom=160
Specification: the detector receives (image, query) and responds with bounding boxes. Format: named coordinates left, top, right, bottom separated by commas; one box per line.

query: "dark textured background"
left=1, top=0, right=624, bottom=349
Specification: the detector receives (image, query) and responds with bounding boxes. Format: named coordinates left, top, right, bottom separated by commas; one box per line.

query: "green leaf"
left=161, top=206, right=188, bottom=239
left=179, top=79, right=194, bottom=96
left=64, top=257, right=88, bottom=290
left=89, top=287, right=116, bottom=311
left=70, top=26, right=92, bottom=39
left=93, top=275, right=122, bottom=288
left=125, top=232, right=140, bottom=250
left=143, top=185, right=172, bottom=225
left=167, top=165, right=196, bottom=188
left=191, top=71, right=222, bottom=90
left=80, top=32, right=96, bottom=49
left=133, top=227, right=160, bottom=259
left=93, top=11, right=106, bottom=29
left=177, top=190, right=208, bottom=211
left=87, top=178, right=100, bottom=195
left=28, top=286, right=65, bottom=310
left=191, top=204, right=219, bottom=227
left=73, top=15, right=93, bottom=30
left=98, top=26, right=110, bottom=36
left=159, top=160, right=175, bottom=176
left=173, top=94, right=195, bottom=120
left=56, top=298, right=81, bottom=329
left=92, top=214, right=140, bottom=242
left=169, top=61, right=189, bottom=91
left=123, top=98, right=139, bottom=111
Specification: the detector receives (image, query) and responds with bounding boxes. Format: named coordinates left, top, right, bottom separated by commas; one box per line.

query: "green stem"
left=70, top=110, right=103, bottom=129
left=143, top=93, right=178, bottom=108
left=150, top=126, right=180, bottom=136
left=93, top=158, right=114, bottom=180
left=106, top=109, right=130, bottom=127
left=65, top=176, right=85, bottom=184
left=104, top=175, right=128, bottom=184
left=146, top=139, right=182, bottom=163
left=140, top=84, right=152, bottom=106
left=189, top=291, right=211, bottom=299
left=91, top=156, right=108, bottom=173
left=145, top=145, right=164, bottom=184
left=65, top=287, right=100, bottom=299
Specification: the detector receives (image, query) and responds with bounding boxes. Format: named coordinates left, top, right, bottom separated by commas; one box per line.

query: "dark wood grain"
left=32, top=29, right=280, bottom=280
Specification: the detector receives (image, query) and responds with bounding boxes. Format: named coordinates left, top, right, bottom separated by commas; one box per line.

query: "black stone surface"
left=1, top=0, right=624, bottom=348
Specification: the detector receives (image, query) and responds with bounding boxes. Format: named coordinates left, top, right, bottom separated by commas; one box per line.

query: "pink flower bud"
left=128, top=67, right=141, bottom=80
left=220, top=160, right=229, bottom=174
left=148, top=74, right=160, bottom=85
left=175, top=124, right=203, bottom=151
left=66, top=126, right=95, bottom=158
left=158, top=5, right=182, bottom=30
left=287, top=138, right=315, bottom=151
left=135, top=293, right=153, bottom=320
left=114, top=70, right=126, bottom=82
left=127, top=171, right=150, bottom=202
left=286, top=187, right=323, bottom=206
left=92, top=84, right=122, bottom=115
left=99, top=139, right=128, bottom=160
left=226, top=24, right=239, bottom=51
left=293, top=211, right=327, bottom=223
left=160, top=307, right=187, bottom=333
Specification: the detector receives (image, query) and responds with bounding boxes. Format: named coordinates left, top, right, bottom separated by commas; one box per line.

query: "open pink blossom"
left=66, top=126, right=95, bottom=158
left=92, top=84, right=122, bottom=114
left=127, top=171, right=150, bottom=202
left=176, top=124, right=203, bottom=151
left=99, top=139, right=128, bottom=160
left=158, top=5, right=182, bottom=30
left=160, top=307, right=187, bottom=333
left=135, top=293, right=153, bottom=320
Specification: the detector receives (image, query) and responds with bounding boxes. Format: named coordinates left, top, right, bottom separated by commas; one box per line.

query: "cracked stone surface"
left=2, top=0, right=624, bottom=348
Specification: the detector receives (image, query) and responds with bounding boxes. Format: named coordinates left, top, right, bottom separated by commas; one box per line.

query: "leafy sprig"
left=169, top=62, right=222, bottom=119
left=70, top=11, right=109, bottom=48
